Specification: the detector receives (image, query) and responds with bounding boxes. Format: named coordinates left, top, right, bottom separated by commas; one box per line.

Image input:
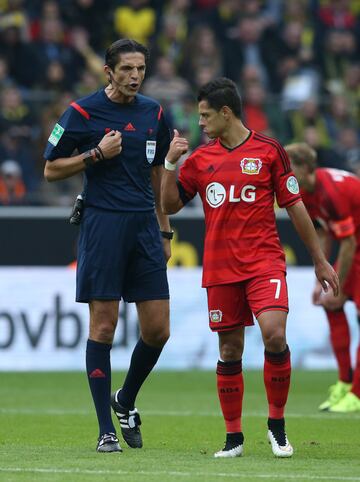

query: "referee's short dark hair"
left=105, top=39, right=149, bottom=69
left=197, top=77, right=242, bottom=118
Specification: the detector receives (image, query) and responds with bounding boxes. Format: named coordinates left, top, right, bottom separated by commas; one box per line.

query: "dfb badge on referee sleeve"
left=146, top=140, right=156, bottom=164
left=48, top=123, right=65, bottom=146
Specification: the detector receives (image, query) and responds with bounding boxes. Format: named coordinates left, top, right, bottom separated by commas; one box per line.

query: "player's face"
left=198, top=100, right=227, bottom=139
left=107, top=52, right=146, bottom=100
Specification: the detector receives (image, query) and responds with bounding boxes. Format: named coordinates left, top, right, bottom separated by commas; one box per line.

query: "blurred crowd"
left=0, top=0, right=359, bottom=207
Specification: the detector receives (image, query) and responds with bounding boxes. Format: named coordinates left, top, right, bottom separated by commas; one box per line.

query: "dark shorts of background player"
left=207, top=271, right=288, bottom=332
left=76, top=208, right=169, bottom=303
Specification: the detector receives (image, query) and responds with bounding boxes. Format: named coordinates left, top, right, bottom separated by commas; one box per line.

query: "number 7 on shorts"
left=270, top=279, right=281, bottom=299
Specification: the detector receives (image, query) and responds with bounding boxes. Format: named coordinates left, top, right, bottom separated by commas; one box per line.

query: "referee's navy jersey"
left=44, top=89, right=171, bottom=211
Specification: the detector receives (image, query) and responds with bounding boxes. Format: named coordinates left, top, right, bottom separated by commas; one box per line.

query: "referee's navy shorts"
left=76, top=208, right=169, bottom=303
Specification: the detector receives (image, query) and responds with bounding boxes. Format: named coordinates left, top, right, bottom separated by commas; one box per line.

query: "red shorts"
left=207, top=271, right=288, bottom=332
left=342, top=259, right=360, bottom=310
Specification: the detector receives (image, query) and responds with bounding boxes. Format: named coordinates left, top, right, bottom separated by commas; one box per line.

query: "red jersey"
left=178, top=131, right=301, bottom=287
left=301, top=168, right=360, bottom=248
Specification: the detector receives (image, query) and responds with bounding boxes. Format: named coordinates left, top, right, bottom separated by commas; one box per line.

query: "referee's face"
left=109, top=52, right=146, bottom=101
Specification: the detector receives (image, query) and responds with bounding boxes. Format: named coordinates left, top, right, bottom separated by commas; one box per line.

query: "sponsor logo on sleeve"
left=209, top=310, right=223, bottom=323
left=240, top=158, right=262, bottom=175
left=286, top=176, right=300, bottom=194
left=48, top=123, right=65, bottom=146
left=146, top=140, right=156, bottom=163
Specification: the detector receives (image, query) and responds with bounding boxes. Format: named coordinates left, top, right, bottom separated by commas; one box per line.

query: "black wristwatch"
left=83, top=146, right=105, bottom=167
left=160, top=230, right=174, bottom=240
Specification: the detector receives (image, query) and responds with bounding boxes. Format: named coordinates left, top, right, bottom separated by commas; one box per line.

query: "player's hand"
left=166, top=129, right=189, bottom=165
left=314, top=260, right=339, bottom=297
left=312, top=281, right=323, bottom=305
left=98, top=130, right=122, bottom=159
left=319, top=289, right=347, bottom=311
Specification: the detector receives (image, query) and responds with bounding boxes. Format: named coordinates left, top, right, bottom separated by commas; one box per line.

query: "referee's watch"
left=160, top=230, right=174, bottom=240
left=83, top=146, right=105, bottom=167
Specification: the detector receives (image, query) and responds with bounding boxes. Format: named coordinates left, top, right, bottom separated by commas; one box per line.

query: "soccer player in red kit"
left=161, top=78, right=339, bottom=458
left=286, top=143, right=360, bottom=413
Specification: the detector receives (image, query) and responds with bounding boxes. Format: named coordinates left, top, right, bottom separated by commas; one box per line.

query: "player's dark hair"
left=105, top=39, right=149, bottom=69
left=285, top=143, right=317, bottom=172
left=197, top=77, right=242, bottom=118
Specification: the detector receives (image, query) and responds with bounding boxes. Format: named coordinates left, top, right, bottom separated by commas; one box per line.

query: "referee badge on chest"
left=146, top=140, right=157, bottom=164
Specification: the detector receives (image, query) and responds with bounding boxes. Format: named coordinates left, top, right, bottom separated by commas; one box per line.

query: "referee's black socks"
left=116, top=338, right=163, bottom=409
left=86, top=339, right=116, bottom=436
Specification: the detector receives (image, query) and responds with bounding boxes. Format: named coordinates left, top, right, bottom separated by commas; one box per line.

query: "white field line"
left=0, top=468, right=359, bottom=481
left=0, top=407, right=359, bottom=420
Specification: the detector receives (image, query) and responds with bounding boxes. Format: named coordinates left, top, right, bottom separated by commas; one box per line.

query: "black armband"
left=160, top=230, right=174, bottom=240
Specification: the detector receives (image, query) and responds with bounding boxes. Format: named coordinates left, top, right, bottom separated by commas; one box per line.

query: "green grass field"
left=0, top=370, right=359, bottom=482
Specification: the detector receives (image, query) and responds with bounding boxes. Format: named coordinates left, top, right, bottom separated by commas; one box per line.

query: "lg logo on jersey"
left=206, top=182, right=256, bottom=208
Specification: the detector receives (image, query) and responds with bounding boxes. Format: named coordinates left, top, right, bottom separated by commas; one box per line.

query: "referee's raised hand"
left=98, top=130, right=122, bottom=159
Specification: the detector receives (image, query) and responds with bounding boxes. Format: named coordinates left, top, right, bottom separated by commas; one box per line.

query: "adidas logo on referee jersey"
left=124, top=123, right=136, bottom=131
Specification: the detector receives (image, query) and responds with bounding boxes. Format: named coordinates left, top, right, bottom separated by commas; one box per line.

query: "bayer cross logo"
left=206, top=182, right=226, bottom=208
left=240, top=158, right=262, bottom=175
left=209, top=310, right=223, bottom=323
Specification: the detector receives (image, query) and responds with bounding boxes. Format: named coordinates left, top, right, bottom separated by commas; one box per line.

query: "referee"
left=44, top=39, right=172, bottom=453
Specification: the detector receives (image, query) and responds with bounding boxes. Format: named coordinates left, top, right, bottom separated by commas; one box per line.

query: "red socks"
left=217, top=348, right=291, bottom=428
left=216, top=360, right=244, bottom=433
left=326, top=310, right=352, bottom=383
left=264, top=345, right=291, bottom=419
